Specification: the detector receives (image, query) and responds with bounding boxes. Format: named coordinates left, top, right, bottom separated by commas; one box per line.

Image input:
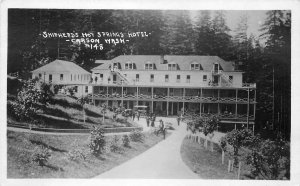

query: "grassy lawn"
left=180, top=137, right=252, bottom=179
left=7, top=94, right=135, bottom=129
left=7, top=130, right=167, bottom=178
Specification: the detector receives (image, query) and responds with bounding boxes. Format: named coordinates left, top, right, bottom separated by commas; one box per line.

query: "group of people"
left=131, top=111, right=141, bottom=121
left=145, top=113, right=157, bottom=127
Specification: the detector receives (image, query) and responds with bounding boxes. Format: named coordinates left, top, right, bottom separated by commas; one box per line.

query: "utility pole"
left=247, top=88, right=250, bottom=129
left=272, top=65, right=275, bottom=130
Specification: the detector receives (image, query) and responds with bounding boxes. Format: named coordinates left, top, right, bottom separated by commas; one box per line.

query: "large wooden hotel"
left=32, top=55, right=256, bottom=130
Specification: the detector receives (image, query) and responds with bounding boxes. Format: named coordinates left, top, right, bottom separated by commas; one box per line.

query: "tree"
left=160, top=10, right=195, bottom=54
left=194, top=10, right=214, bottom=55
left=224, top=128, right=253, bottom=166
left=211, top=11, right=232, bottom=59
left=201, top=116, right=219, bottom=149
left=258, top=10, right=291, bottom=139
left=89, top=126, right=106, bottom=156
left=77, top=96, right=89, bottom=123
left=245, top=135, right=290, bottom=179
left=100, top=103, right=108, bottom=122
left=9, top=79, right=53, bottom=123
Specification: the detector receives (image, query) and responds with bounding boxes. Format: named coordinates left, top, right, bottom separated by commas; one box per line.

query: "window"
left=186, top=75, right=190, bottom=83
left=203, top=75, right=207, bottom=81
left=100, top=74, right=103, bottom=81
left=71, top=74, right=72, bottom=81
left=85, top=86, right=88, bottom=93
left=150, top=74, right=154, bottom=82
left=125, top=62, right=134, bottom=69
left=229, top=75, right=233, bottom=81
left=75, top=86, right=78, bottom=93
left=60, top=74, right=63, bottom=81
left=39, top=73, right=42, bottom=78
left=214, top=64, right=219, bottom=73
left=177, top=75, right=180, bottom=83
left=170, top=88, right=174, bottom=96
left=49, top=74, right=52, bottom=82
left=74, top=74, right=76, bottom=81
left=113, top=62, right=119, bottom=69
left=78, top=74, right=79, bottom=80
left=191, top=63, right=200, bottom=70
left=145, top=63, right=154, bottom=70
left=168, top=63, right=177, bottom=71
left=165, top=75, right=169, bottom=82
left=136, top=74, right=139, bottom=82
left=113, top=74, right=117, bottom=82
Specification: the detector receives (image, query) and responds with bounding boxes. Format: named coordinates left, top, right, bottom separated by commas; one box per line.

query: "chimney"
left=160, top=54, right=164, bottom=64
left=160, top=54, right=167, bottom=64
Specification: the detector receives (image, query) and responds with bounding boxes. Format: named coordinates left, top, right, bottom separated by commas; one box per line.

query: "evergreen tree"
left=194, top=10, right=214, bottom=55
left=160, top=10, right=194, bottom=55
left=211, top=11, right=232, bottom=59
left=259, top=10, right=291, bottom=139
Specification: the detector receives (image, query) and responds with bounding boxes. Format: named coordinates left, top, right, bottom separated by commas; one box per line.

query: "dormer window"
left=110, top=62, right=121, bottom=70
left=168, top=63, right=177, bottom=71
left=214, top=63, right=220, bottom=73
left=125, top=61, right=135, bottom=70
left=191, top=63, right=201, bottom=70
left=145, top=62, right=154, bottom=70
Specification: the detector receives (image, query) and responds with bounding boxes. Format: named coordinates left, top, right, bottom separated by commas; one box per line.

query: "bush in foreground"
left=67, top=140, right=88, bottom=161
left=109, top=136, right=123, bottom=153
left=31, top=145, right=51, bottom=166
left=89, top=127, right=106, bottom=156
left=129, top=129, right=144, bottom=143
left=122, top=134, right=130, bottom=147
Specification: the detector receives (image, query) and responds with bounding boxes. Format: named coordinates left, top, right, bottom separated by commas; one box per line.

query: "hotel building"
left=90, top=55, right=256, bottom=130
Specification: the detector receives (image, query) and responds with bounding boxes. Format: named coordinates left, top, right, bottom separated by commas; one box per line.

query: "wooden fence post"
left=222, top=150, right=225, bottom=164
left=237, top=162, right=242, bottom=179
left=228, top=160, right=231, bottom=172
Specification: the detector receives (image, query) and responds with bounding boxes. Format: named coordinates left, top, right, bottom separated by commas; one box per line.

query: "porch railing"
left=91, top=93, right=255, bottom=103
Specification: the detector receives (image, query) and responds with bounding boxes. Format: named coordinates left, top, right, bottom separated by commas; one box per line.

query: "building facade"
left=90, top=55, right=256, bottom=130
left=32, top=59, right=92, bottom=97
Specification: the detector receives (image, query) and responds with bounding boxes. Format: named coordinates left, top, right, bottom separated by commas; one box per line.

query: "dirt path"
left=96, top=117, right=199, bottom=179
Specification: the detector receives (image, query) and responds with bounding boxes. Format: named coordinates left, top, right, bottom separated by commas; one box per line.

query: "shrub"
left=129, top=129, right=144, bottom=143
left=122, top=134, right=130, bottom=147
left=224, top=128, right=253, bottom=166
left=67, top=141, right=88, bottom=161
left=31, top=145, right=51, bottom=166
left=109, top=136, right=123, bottom=153
left=89, top=126, right=106, bottom=156
left=245, top=137, right=290, bottom=179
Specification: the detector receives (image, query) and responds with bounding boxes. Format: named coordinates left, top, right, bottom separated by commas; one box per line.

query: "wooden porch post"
left=235, top=89, right=238, bottom=118
left=121, top=86, right=123, bottom=106
left=151, top=87, right=154, bottom=113
left=167, top=87, right=169, bottom=116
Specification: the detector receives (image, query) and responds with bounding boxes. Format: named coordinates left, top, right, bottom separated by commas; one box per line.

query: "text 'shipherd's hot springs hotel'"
left=32, top=55, right=256, bottom=131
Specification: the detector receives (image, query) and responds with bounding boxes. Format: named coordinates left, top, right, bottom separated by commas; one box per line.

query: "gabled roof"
left=91, top=55, right=235, bottom=72
left=95, top=60, right=111, bottom=64
left=32, top=60, right=91, bottom=74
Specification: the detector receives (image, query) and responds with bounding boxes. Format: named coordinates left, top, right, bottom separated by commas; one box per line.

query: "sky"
left=190, top=10, right=268, bottom=39
left=225, top=10, right=268, bottom=38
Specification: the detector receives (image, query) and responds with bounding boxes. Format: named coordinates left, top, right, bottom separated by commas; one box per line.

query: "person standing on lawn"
left=132, top=111, right=136, bottom=121
left=146, top=115, right=150, bottom=127
left=151, top=116, right=155, bottom=127
left=158, top=119, right=165, bottom=139
left=137, top=111, right=140, bottom=121
left=177, top=115, right=181, bottom=126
